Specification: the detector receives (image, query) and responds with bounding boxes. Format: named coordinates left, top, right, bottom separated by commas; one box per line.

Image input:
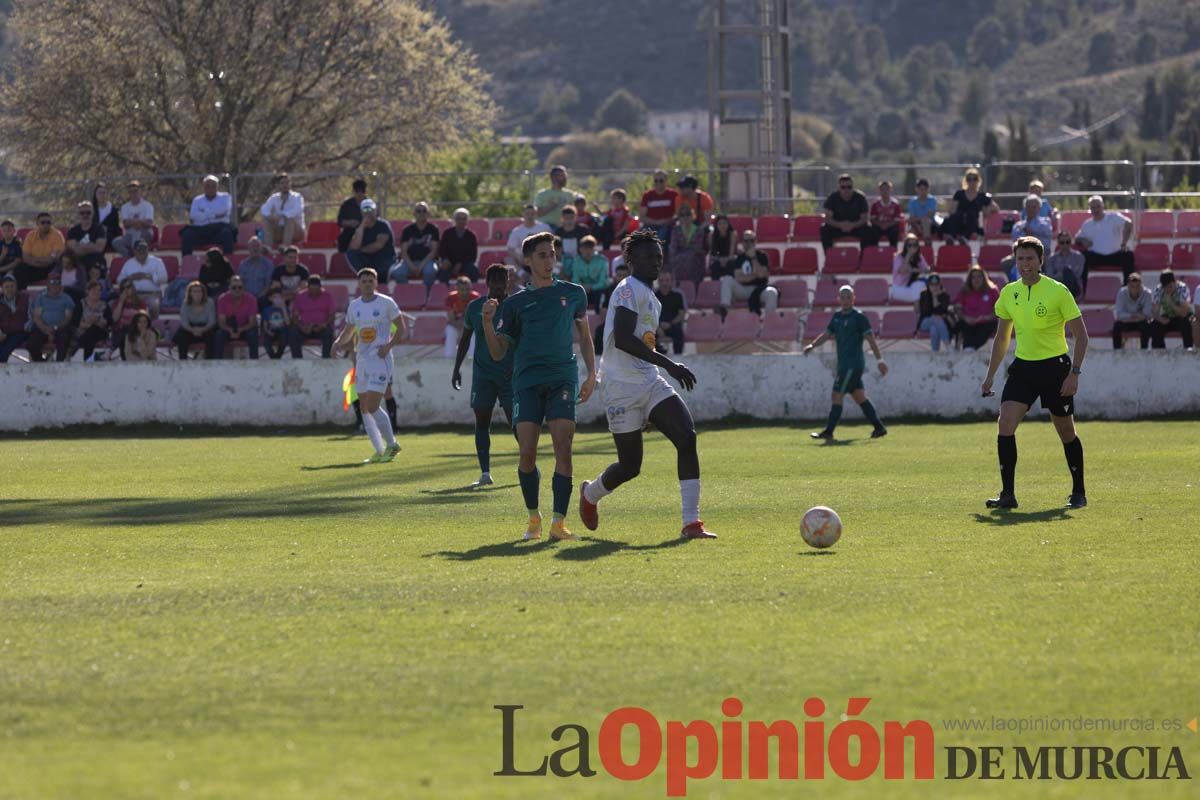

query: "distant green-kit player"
left=803, top=285, right=888, bottom=439
left=453, top=264, right=520, bottom=488
left=481, top=231, right=597, bottom=541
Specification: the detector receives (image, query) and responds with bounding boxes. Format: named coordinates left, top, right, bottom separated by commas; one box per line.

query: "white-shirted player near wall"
left=578, top=228, right=716, bottom=540
left=334, top=269, right=407, bottom=463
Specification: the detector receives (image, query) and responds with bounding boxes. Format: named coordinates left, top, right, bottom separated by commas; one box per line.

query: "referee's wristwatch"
left=1070, top=367, right=1083, bottom=375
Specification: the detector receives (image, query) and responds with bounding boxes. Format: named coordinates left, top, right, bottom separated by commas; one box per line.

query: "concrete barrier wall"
left=2, top=351, right=1198, bottom=431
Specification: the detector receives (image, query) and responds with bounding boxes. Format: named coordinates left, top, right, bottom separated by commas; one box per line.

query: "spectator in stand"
left=261, top=288, right=291, bottom=359
left=91, top=182, right=121, bottom=248
left=347, top=199, right=396, bottom=283
left=906, top=178, right=940, bottom=242
left=1002, top=195, right=1055, bottom=281
left=1150, top=269, right=1195, bottom=349
left=124, top=310, right=159, bottom=361
left=66, top=201, right=108, bottom=275
left=719, top=230, right=779, bottom=316
left=706, top=213, right=738, bottom=281
left=444, top=275, right=480, bottom=358
left=1076, top=195, right=1135, bottom=289
left=675, top=175, right=714, bottom=222
left=212, top=276, right=260, bottom=358
left=640, top=169, right=679, bottom=246
left=0, top=274, right=29, bottom=362
left=26, top=273, right=77, bottom=362
left=654, top=269, right=687, bottom=355
left=113, top=180, right=155, bottom=257
left=1112, top=272, right=1152, bottom=349
left=259, top=173, right=306, bottom=253
left=117, top=239, right=168, bottom=316
left=592, top=262, right=631, bottom=357
left=199, top=248, right=234, bottom=299
left=1021, top=179, right=1056, bottom=222
left=336, top=178, right=368, bottom=253
left=0, top=220, right=22, bottom=279
left=555, top=205, right=589, bottom=274
left=438, top=208, right=480, bottom=282
left=534, top=165, right=575, bottom=226
left=110, top=279, right=147, bottom=358
left=173, top=281, right=217, bottom=359
left=917, top=273, right=957, bottom=352
left=84, top=263, right=113, bottom=303
left=288, top=275, right=335, bottom=358
left=72, top=280, right=112, bottom=360
left=820, top=173, right=873, bottom=251
left=667, top=202, right=707, bottom=288
left=506, top=202, right=552, bottom=268
left=397, top=202, right=440, bottom=290
left=573, top=194, right=596, bottom=231
left=869, top=179, right=903, bottom=248
left=890, top=233, right=931, bottom=303
left=57, top=251, right=87, bottom=312
left=1043, top=231, right=1084, bottom=298
left=16, top=212, right=65, bottom=289
left=597, top=189, right=636, bottom=249
left=954, top=265, right=999, bottom=351
left=238, top=236, right=275, bottom=304
left=181, top=175, right=235, bottom=256
left=940, top=168, right=998, bottom=244
left=568, top=235, right=610, bottom=311
left=271, top=246, right=310, bottom=303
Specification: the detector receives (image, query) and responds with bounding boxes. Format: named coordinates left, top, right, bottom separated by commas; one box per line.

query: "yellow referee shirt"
left=993, top=275, right=1081, bottom=361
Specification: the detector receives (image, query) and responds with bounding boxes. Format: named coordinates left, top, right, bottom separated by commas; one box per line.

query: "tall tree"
left=1087, top=30, right=1120, bottom=73
left=959, top=75, right=991, bottom=129
left=591, top=90, right=648, bottom=136
left=0, top=0, right=492, bottom=217
left=1140, top=77, right=1162, bottom=139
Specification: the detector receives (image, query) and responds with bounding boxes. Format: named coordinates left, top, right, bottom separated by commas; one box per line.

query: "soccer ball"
left=801, top=506, right=842, bottom=549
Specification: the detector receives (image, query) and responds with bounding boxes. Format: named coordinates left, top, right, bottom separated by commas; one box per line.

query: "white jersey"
left=346, top=294, right=401, bottom=358
left=600, top=276, right=661, bottom=384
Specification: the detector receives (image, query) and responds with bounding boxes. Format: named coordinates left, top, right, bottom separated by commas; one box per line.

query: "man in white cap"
left=181, top=174, right=235, bottom=256
left=346, top=199, right=397, bottom=284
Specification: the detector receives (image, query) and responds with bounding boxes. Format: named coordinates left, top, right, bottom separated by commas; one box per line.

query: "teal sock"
left=860, top=399, right=883, bottom=429
left=825, top=404, right=843, bottom=432
left=552, top=472, right=572, bottom=519
left=475, top=426, right=490, bottom=473
left=518, top=467, right=540, bottom=513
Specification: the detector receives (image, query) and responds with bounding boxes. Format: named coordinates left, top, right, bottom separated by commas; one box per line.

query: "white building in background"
left=647, top=110, right=716, bottom=149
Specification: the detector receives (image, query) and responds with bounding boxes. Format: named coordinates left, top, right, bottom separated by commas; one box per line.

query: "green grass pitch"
left=1, top=420, right=1197, bottom=799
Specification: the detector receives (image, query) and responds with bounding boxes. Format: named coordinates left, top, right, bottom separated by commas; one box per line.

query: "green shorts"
left=512, top=381, right=577, bottom=427
left=834, top=367, right=864, bottom=394
left=470, top=373, right=513, bottom=414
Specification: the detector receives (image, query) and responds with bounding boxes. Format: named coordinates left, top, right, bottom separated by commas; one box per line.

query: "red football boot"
left=579, top=481, right=599, bottom=531
left=680, top=520, right=717, bottom=539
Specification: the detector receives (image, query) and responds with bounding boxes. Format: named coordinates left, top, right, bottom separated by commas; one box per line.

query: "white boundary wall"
left=2, top=352, right=1198, bottom=431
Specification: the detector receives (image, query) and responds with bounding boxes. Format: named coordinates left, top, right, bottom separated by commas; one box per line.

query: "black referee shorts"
left=1001, top=354, right=1074, bottom=417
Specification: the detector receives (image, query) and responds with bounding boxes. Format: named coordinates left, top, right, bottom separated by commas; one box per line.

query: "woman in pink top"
left=889, top=233, right=930, bottom=303
left=954, top=265, right=999, bottom=351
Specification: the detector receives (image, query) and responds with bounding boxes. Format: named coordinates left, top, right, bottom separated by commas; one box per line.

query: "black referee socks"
left=998, top=435, right=1017, bottom=495
left=1063, top=437, right=1085, bottom=495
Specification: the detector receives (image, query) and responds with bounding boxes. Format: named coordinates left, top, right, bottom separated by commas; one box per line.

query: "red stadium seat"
left=851, top=277, right=888, bottom=306
left=1059, top=211, right=1090, bottom=237
left=824, top=246, right=859, bottom=274
left=328, top=253, right=355, bottom=278
left=781, top=247, right=818, bottom=274
left=1083, top=274, right=1121, bottom=304
left=305, top=221, right=340, bottom=249
left=392, top=283, right=427, bottom=310
left=465, top=219, right=490, bottom=242
left=763, top=247, right=781, bottom=273
left=677, top=280, right=696, bottom=308
left=978, top=244, right=1010, bottom=270
left=772, top=278, right=808, bottom=307
left=109, top=256, right=127, bottom=278
left=694, top=280, right=721, bottom=308
left=793, top=215, right=822, bottom=241
left=489, top=218, right=522, bottom=245
left=727, top=215, right=755, bottom=237
left=236, top=221, right=258, bottom=249
left=941, top=276, right=964, bottom=297
left=936, top=244, right=971, bottom=271
left=984, top=211, right=1018, bottom=241
left=685, top=310, right=722, bottom=342
left=298, top=252, right=327, bottom=276
left=179, top=255, right=202, bottom=280
left=432, top=218, right=454, bottom=234
left=479, top=250, right=507, bottom=269
left=425, top=282, right=449, bottom=309
left=859, top=246, right=892, bottom=274
left=325, top=284, right=349, bottom=313
left=409, top=314, right=445, bottom=345
left=159, top=224, right=183, bottom=250
left=1172, top=244, right=1198, bottom=270
left=759, top=309, right=799, bottom=341
left=228, top=253, right=245, bottom=270
left=1137, top=210, right=1174, bottom=239
left=161, top=255, right=179, bottom=282
left=756, top=215, right=791, bottom=242
left=1081, top=308, right=1113, bottom=338
left=1176, top=211, right=1200, bottom=240
left=804, top=310, right=833, bottom=338
left=1133, top=243, right=1170, bottom=271
left=16, top=227, right=31, bottom=241
left=879, top=309, right=917, bottom=339
left=721, top=310, right=760, bottom=340
left=388, top=219, right=412, bottom=238
left=812, top=280, right=840, bottom=306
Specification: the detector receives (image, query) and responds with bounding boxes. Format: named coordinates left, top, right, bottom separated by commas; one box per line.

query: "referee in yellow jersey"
left=981, top=235, right=1089, bottom=510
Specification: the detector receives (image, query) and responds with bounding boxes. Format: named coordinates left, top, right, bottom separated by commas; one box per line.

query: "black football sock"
left=824, top=404, right=843, bottom=432
left=385, top=397, right=398, bottom=430
left=476, top=425, right=491, bottom=474
left=859, top=399, right=883, bottom=430
left=998, top=435, right=1017, bottom=495
left=352, top=399, right=363, bottom=427
left=518, top=467, right=540, bottom=514
left=551, top=472, right=572, bottom=520
left=1063, top=437, right=1085, bottom=495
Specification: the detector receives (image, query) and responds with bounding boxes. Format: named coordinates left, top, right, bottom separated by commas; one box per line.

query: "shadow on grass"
left=425, top=534, right=687, bottom=562
left=300, top=461, right=369, bottom=471
left=419, top=483, right=518, bottom=496
left=797, top=550, right=837, bottom=556
left=553, top=535, right=688, bottom=561
left=972, top=508, right=1072, bottom=526
left=0, top=496, right=362, bottom=527
left=814, top=438, right=857, bottom=446
left=425, top=540, right=553, bottom=561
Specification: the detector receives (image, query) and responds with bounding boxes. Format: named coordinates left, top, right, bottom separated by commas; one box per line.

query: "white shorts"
left=599, top=374, right=679, bottom=434
left=355, top=353, right=394, bottom=395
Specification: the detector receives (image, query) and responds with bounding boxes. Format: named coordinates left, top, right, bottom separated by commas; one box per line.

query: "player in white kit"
left=334, top=269, right=407, bottom=463
left=578, top=228, right=716, bottom=539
